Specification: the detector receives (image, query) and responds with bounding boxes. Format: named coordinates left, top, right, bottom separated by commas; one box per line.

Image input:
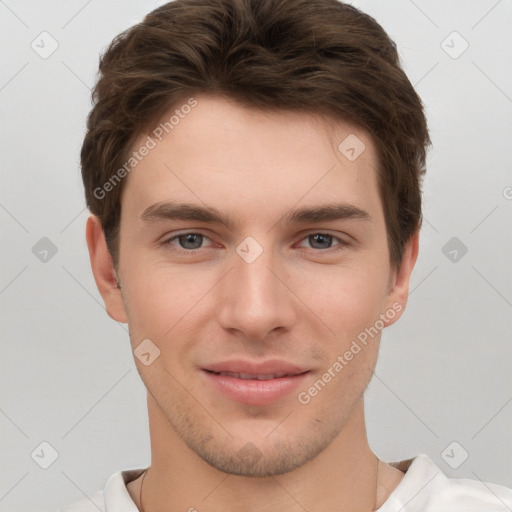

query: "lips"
left=203, top=359, right=308, bottom=376
left=201, top=359, right=310, bottom=405
left=211, top=371, right=295, bottom=380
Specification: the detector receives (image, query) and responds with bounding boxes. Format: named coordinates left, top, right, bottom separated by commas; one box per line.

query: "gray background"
left=1, top=0, right=511, bottom=510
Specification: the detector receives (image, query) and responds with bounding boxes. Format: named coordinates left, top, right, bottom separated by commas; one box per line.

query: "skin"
left=87, top=94, right=419, bottom=511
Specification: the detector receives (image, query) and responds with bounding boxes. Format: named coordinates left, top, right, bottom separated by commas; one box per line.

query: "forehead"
left=121, top=95, right=382, bottom=224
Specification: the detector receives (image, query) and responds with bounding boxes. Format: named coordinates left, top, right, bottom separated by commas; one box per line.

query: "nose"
left=217, top=241, right=296, bottom=342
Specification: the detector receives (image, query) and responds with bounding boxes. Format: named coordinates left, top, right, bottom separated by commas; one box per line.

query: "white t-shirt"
left=60, top=454, right=512, bottom=511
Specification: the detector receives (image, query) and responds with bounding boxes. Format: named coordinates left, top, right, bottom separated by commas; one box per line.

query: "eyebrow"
left=141, top=201, right=236, bottom=229
left=284, top=203, right=370, bottom=224
left=140, top=201, right=370, bottom=228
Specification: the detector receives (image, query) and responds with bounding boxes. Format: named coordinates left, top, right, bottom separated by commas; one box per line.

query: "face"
left=101, top=95, right=413, bottom=476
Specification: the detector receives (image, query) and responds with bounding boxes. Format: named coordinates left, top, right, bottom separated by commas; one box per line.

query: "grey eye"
left=308, top=234, right=334, bottom=249
left=178, top=233, right=204, bottom=250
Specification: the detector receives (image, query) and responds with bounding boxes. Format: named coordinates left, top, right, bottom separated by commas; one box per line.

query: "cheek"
left=289, top=260, right=389, bottom=341
left=121, top=261, right=217, bottom=350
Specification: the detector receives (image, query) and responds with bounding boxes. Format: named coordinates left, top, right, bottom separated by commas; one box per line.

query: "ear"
left=85, top=215, right=128, bottom=323
left=382, top=228, right=420, bottom=327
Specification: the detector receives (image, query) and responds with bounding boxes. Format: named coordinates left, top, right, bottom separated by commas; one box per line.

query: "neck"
left=129, top=395, right=402, bottom=512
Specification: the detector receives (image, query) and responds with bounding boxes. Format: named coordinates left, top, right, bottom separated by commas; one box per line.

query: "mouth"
left=201, top=361, right=310, bottom=405
left=205, top=370, right=300, bottom=380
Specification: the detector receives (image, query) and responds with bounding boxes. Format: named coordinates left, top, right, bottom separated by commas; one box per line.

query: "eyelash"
left=161, top=231, right=349, bottom=254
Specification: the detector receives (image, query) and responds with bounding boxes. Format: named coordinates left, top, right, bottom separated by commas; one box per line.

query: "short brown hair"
left=81, top=0, right=430, bottom=270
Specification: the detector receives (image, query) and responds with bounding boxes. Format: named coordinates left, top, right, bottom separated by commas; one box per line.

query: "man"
left=63, top=0, right=512, bottom=510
